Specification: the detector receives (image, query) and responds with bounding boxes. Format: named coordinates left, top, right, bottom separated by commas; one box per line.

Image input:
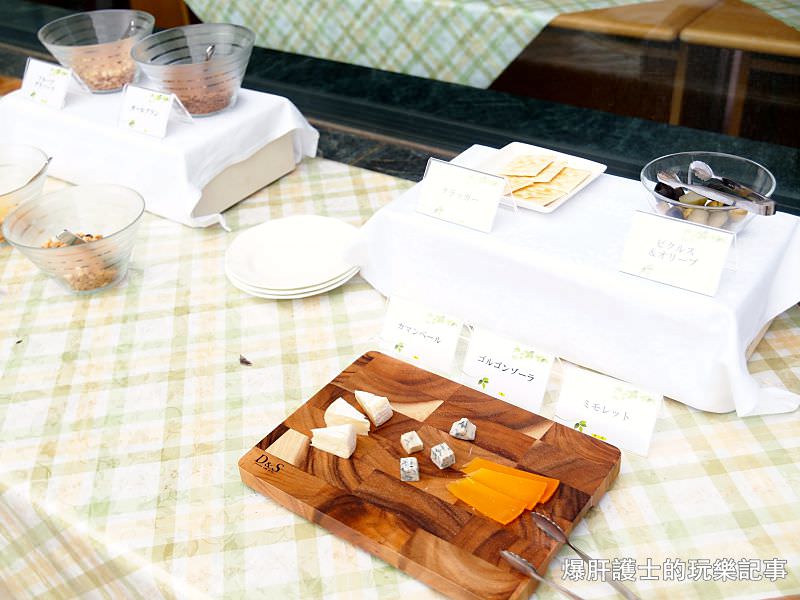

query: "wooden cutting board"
left=239, top=351, right=621, bottom=600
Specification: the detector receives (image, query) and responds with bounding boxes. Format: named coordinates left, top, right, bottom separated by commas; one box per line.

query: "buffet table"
left=184, top=0, right=800, bottom=87
left=1, top=158, right=799, bottom=599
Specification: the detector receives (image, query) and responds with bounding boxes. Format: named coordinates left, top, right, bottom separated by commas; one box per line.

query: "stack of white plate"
left=225, top=215, right=360, bottom=300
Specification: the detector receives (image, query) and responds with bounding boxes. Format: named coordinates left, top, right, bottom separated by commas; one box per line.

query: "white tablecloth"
left=356, top=145, right=800, bottom=416
left=0, top=87, right=318, bottom=227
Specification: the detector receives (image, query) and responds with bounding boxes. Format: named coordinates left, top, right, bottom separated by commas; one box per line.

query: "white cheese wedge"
left=400, top=430, right=424, bottom=454
left=324, top=397, right=370, bottom=435
left=449, top=417, right=476, bottom=441
left=354, top=390, right=393, bottom=427
left=430, top=442, right=455, bottom=470
left=310, top=424, right=357, bottom=459
left=399, top=457, right=420, bottom=482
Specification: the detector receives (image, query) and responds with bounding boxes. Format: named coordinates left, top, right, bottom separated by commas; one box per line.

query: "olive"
left=666, top=206, right=684, bottom=219
left=655, top=182, right=678, bottom=200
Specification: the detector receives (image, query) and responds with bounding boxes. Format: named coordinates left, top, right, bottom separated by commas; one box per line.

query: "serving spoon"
left=500, top=550, right=585, bottom=600
left=689, top=160, right=772, bottom=205
left=656, top=170, right=775, bottom=216
left=531, top=512, right=641, bottom=600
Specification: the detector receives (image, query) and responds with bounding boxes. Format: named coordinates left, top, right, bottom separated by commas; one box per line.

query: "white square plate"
left=479, top=142, right=607, bottom=213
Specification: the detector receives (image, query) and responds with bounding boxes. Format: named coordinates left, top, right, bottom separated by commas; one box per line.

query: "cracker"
left=500, top=155, right=553, bottom=177
left=529, top=161, right=567, bottom=183
left=512, top=184, right=564, bottom=206
left=504, top=175, right=536, bottom=193
left=548, top=166, right=590, bottom=192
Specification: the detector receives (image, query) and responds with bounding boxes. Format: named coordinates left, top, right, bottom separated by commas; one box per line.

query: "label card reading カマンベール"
left=416, top=158, right=507, bottom=233
left=620, top=210, right=734, bottom=296
left=554, top=364, right=662, bottom=456
left=21, top=58, right=72, bottom=109
left=379, top=296, right=464, bottom=374
left=461, top=328, right=554, bottom=414
left=118, top=85, right=176, bottom=138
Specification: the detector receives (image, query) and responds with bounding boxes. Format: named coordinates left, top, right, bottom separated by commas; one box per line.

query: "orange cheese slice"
left=467, top=468, right=547, bottom=511
left=461, top=457, right=560, bottom=504
left=447, top=477, right=527, bottom=525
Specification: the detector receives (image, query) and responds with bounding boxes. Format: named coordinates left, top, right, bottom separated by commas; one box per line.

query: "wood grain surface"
left=240, top=351, right=621, bottom=600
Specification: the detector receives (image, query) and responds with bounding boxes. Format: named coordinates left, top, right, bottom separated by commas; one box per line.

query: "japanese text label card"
left=379, top=296, right=463, bottom=374
left=461, top=327, right=554, bottom=414
left=21, top=58, right=71, bottom=109
left=620, top=210, right=734, bottom=296
left=118, top=85, right=176, bottom=138
left=416, top=158, right=506, bottom=232
left=554, top=364, right=662, bottom=455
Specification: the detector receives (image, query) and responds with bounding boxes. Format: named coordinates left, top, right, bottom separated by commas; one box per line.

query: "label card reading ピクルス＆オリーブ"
left=620, top=210, right=735, bottom=296
left=21, top=58, right=72, bottom=109
left=416, top=158, right=506, bottom=233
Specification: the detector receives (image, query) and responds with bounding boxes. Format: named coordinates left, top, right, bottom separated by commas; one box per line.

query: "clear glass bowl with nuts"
left=640, top=151, right=776, bottom=233
left=0, top=144, right=50, bottom=243
left=1, top=184, right=144, bottom=294
left=131, top=23, right=255, bottom=117
left=38, top=9, right=154, bottom=93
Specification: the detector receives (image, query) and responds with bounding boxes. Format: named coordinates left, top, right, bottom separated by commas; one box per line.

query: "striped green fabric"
left=184, top=0, right=800, bottom=88
left=1, top=158, right=798, bottom=599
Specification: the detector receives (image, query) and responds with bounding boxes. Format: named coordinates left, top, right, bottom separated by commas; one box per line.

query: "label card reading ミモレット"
left=21, top=58, right=72, bottom=109
left=554, top=364, right=662, bottom=456
left=416, top=158, right=506, bottom=233
left=379, top=296, right=463, bottom=374
left=461, top=327, right=554, bottom=414
left=118, top=85, right=176, bottom=138
left=620, top=210, right=734, bottom=296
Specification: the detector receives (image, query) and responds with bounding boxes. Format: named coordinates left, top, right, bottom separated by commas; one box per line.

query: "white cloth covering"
left=0, top=87, right=318, bottom=227
left=355, top=145, right=800, bottom=416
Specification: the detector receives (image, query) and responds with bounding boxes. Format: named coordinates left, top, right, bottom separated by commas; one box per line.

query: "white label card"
left=118, top=85, right=175, bottom=138
left=554, top=365, right=662, bottom=456
left=21, top=58, right=71, bottom=109
left=417, top=158, right=506, bottom=233
left=379, top=297, right=463, bottom=374
left=620, top=211, right=734, bottom=296
left=461, top=328, right=554, bottom=414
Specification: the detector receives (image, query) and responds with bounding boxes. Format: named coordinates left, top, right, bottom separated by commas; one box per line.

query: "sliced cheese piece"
left=400, top=430, right=424, bottom=454
left=310, top=424, right=357, bottom=459
left=324, top=397, right=370, bottom=435
left=467, top=467, right=547, bottom=510
left=354, top=390, right=393, bottom=427
left=399, top=457, right=419, bottom=482
left=461, top=457, right=560, bottom=504
left=447, top=477, right=527, bottom=525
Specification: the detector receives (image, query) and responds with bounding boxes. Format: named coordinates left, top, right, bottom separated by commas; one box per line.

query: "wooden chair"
left=129, top=0, right=191, bottom=28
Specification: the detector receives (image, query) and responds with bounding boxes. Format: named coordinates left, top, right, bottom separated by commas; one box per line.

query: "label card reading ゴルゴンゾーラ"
left=554, top=364, right=662, bottom=456
left=21, top=58, right=72, bottom=109
left=379, top=296, right=463, bottom=374
left=416, top=158, right=506, bottom=233
left=461, top=327, right=554, bottom=414
left=620, top=210, right=734, bottom=296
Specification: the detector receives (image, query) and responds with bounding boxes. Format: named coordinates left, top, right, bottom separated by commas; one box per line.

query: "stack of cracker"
left=498, top=154, right=590, bottom=207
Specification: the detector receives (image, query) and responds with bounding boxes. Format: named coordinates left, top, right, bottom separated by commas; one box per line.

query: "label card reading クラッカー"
left=417, top=158, right=506, bottom=233
left=118, top=85, right=175, bottom=138
left=21, top=58, right=72, bottom=109
left=461, top=328, right=554, bottom=414
left=554, top=365, right=662, bottom=456
left=620, top=210, right=734, bottom=296
left=379, top=297, right=463, bottom=374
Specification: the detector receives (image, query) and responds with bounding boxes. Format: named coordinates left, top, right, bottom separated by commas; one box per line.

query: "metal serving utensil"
left=689, top=160, right=773, bottom=205
left=656, top=170, right=775, bottom=216
left=530, top=513, right=641, bottom=600
left=500, top=550, right=586, bottom=600
left=55, top=229, right=86, bottom=246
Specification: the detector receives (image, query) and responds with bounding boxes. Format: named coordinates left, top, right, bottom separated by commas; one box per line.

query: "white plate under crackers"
left=479, top=142, right=607, bottom=213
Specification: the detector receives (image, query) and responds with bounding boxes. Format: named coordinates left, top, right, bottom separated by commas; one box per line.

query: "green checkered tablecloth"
left=184, top=0, right=800, bottom=88
left=2, top=157, right=799, bottom=599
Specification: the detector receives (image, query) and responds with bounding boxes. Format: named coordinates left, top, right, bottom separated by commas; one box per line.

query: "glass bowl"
left=38, top=9, right=154, bottom=93
left=131, top=23, right=255, bottom=116
left=0, top=144, right=50, bottom=243
left=2, top=184, right=144, bottom=294
left=640, top=151, right=776, bottom=233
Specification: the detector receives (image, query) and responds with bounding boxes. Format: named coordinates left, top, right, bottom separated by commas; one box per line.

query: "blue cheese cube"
left=430, top=442, right=455, bottom=470
left=399, top=457, right=419, bottom=482
left=449, top=417, right=476, bottom=441
left=400, top=430, right=424, bottom=454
